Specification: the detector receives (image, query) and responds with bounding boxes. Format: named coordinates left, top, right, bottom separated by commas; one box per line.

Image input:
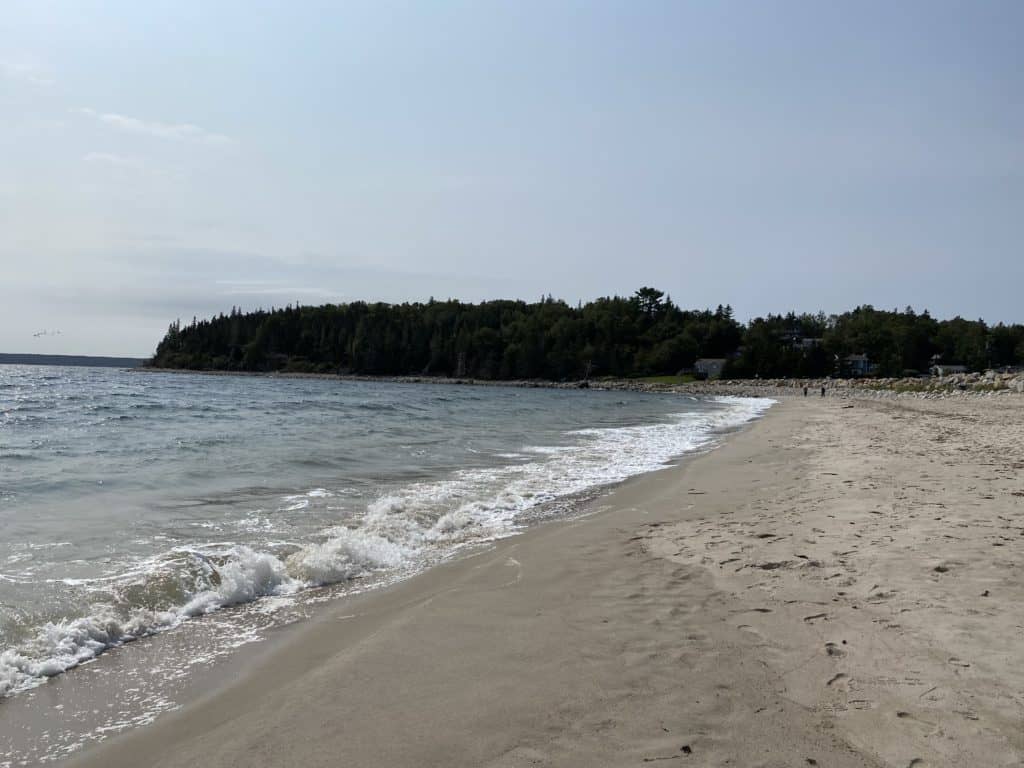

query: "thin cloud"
left=76, top=108, right=233, bottom=146
left=82, top=152, right=181, bottom=178
left=83, top=152, right=148, bottom=170
left=0, top=60, right=54, bottom=86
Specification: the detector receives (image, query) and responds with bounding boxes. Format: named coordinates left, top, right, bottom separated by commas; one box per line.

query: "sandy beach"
left=62, top=394, right=1024, bottom=768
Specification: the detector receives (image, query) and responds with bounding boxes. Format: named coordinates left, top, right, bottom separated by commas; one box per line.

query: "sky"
left=1, top=1, right=1021, bottom=356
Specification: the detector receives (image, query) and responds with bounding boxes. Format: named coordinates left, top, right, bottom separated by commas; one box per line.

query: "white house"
left=930, top=364, right=969, bottom=376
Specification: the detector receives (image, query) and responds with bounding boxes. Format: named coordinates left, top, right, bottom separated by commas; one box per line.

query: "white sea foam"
left=181, top=546, right=298, bottom=616
left=285, top=528, right=409, bottom=585
left=0, top=606, right=179, bottom=697
left=280, top=487, right=333, bottom=511
left=0, top=396, right=772, bottom=699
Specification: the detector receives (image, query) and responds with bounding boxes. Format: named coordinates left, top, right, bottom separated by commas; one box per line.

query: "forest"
left=148, top=288, right=1024, bottom=380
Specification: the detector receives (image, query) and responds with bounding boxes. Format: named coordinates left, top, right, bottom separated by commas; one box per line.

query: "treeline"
left=149, top=289, right=1024, bottom=379
left=728, top=306, right=1023, bottom=378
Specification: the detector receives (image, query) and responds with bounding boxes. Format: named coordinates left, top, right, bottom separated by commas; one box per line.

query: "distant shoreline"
left=134, top=365, right=1024, bottom=398
left=0, top=353, right=145, bottom=368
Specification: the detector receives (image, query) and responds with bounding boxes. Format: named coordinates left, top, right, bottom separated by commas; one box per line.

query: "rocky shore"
left=134, top=366, right=1024, bottom=399
left=646, top=370, right=1024, bottom=400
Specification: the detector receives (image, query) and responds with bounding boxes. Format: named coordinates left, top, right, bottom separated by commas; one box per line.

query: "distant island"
left=0, top=353, right=145, bottom=368
left=147, top=288, right=1024, bottom=380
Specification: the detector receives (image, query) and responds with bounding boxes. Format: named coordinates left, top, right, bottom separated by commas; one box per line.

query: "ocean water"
left=0, top=365, right=771, bottom=759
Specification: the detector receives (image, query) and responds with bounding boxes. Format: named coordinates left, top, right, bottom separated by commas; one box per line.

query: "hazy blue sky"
left=2, top=1, right=1021, bottom=355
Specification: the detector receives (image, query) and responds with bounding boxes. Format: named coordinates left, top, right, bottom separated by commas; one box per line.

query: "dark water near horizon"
left=0, top=365, right=771, bottom=763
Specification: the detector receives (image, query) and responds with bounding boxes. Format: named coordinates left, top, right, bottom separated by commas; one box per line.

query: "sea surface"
left=0, top=365, right=771, bottom=762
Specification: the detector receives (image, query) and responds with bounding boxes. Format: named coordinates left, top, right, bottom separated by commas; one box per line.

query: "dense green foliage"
left=726, top=306, right=1024, bottom=378
left=150, top=290, right=1024, bottom=379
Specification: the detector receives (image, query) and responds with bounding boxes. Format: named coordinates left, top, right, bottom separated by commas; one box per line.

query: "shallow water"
left=0, top=365, right=770, bottom=761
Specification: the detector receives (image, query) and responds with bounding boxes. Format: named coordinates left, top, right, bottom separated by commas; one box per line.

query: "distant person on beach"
left=803, top=386, right=808, bottom=397
left=821, top=386, right=826, bottom=397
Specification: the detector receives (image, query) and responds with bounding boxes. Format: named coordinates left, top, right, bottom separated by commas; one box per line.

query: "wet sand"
left=64, top=396, right=1024, bottom=767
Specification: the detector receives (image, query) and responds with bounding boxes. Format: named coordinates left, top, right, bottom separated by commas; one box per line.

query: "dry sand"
left=65, top=396, right=1024, bottom=767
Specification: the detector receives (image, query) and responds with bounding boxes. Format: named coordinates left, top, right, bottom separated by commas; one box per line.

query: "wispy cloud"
left=0, top=60, right=54, bottom=86
left=82, top=152, right=180, bottom=178
left=83, top=152, right=148, bottom=170
left=76, top=108, right=233, bottom=146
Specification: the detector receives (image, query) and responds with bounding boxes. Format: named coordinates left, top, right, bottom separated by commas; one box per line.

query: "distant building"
left=695, top=358, right=727, bottom=380
left=843, top=354, right=875, bottom=377
left=930, top=364, right=969, bottom=376
left=782, top=332, right=822, bottom=351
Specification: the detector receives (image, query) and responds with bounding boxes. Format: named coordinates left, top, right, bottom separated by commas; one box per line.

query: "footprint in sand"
left=895, top=711, right=944, bottom=741
left=736, top=624, right=767, bottom=644
left=826, top=672, right=849, bottom=689
left=824, top=642, right=846, bottom=657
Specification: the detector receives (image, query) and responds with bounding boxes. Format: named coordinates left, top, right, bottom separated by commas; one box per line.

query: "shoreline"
left=133, top=365, right=1024, bottom=399
left=56, top=403, right=783, bottom=768
left=0, top=394, right=770, bottom=764
left=60, top=394, right=1024, bottom=767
